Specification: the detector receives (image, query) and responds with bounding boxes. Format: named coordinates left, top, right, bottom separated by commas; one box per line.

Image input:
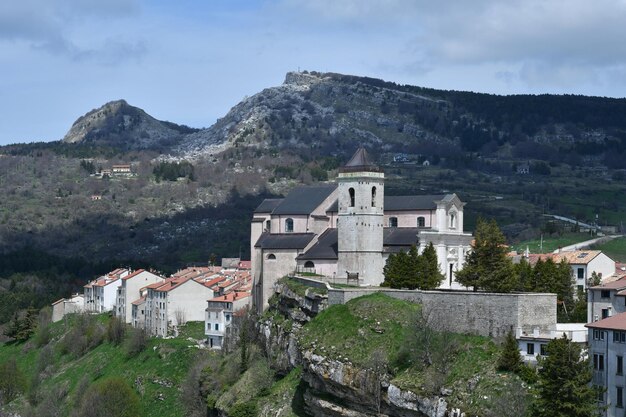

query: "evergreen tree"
left=417, top=242, right=444, bottom=290
left=456, top=218, right=518, bottom=292
left=497, top=331, right=522, bottom=372
left=515, top=258, right=533, bottom=291
left=531, top=335, right=600, bottom=417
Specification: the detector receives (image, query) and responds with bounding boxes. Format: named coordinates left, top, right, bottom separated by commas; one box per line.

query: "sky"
left=2, top=0, right=626, bottom=145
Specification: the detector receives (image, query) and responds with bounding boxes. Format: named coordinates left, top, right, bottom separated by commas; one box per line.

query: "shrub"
left=229, top=401, right=258, bottom=417
left=74, top=377, right=140, bottom=417
left=106, top=316, right=126, bottom=345
left=497, top=331, right=522, bottom=372
left=0, top=358, right=27, bottom=405
left=125, top=328, right=148, bottom=358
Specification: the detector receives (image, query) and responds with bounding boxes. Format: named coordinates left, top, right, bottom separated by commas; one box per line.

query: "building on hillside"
left=115, top=269, right=165, bottom=324
left=83, top=268, right=130, bottom=313
left=112, top=164, right=132, bottom=175
left=205, top=291, right=251, bottom=349
left=586, top=313, right=626, bottom=416
left=131, top=296, right=147, bottom=329
left=517, top=323, right=587, bottom=364
left=588, top=276, right=626, bottom=323
left=51, top=293, right=85, bottom=322
left=143, top=276, right=215, bottom=337
left=251, top=148, right=473, bottom=312
left=511, top=250, right=616, bottom=293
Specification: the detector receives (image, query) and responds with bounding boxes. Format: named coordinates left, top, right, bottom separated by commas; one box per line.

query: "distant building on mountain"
left=251, top=148, right=473, bottom=311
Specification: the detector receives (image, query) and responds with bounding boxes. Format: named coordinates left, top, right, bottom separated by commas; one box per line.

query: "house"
left=205, top=291, right=251, bottom=349
left=513, top=250, right=616, bottom=293
left=517, top=323, right=587, bottom=364
left=112, top=164, right=132, bottom=175
left=115, top=269, right=165, bottom=324
left=143, top=276, right=215, bottom=337
left=586, top=313, right=626, bottom=415
left=51, top=293, right=85, bottom=322
left=84, top=268, right=130, bottom=313
left=517, top=162, right=530, bottom=174
left=251, top=148, right=473, bottom=311
left=588, top=277, right=626, bottom=323
left=131, top=296, right=147, bottom=329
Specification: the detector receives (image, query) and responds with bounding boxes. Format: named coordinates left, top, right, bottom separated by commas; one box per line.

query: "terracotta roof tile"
left=586, top=312, right=626, bottom=331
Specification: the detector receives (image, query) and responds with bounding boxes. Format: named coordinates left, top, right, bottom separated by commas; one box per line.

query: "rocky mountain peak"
left=283, top=71, right=327, bottom=87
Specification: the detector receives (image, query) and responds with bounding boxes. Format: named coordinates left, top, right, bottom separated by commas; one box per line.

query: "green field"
left=510, top=232, right=594, bottom=254
left=592, top=237, right=626, bottom=262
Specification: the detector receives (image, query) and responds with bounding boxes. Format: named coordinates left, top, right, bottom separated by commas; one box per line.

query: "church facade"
left=251, top=149, right=473, bottom=311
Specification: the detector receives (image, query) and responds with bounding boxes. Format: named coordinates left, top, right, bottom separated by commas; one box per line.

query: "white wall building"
left=144, top=277, right=215, bottom=337
left=83, top=268, right=130, bottom=313
left=115, top=269, right=164, bottom=324
left=205, top=291, right=251, bottom=349
left=51, top=293, right=85, bottom=322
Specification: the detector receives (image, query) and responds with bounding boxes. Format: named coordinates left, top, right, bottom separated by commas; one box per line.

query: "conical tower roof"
left=339, top=147, right=382, bottom=173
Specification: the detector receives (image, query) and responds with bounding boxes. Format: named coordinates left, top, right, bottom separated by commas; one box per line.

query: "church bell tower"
left=336, top=148, right=384, bottom=286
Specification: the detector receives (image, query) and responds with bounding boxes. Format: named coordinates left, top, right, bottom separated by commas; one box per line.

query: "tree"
left=417, top=242, right=444, bottom=290
left=75, top=377, right=140, bottom=417
left=456, top=218, right=518, bottom=292
left=497, top=331, right=522, bottom=372
left=531, top=335, right=600, bottom=417
left=0, top=358, right=27, bottom=405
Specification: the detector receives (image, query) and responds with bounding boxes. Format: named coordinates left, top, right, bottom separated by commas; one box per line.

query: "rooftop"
left=586, top=312, right=626, bottom=331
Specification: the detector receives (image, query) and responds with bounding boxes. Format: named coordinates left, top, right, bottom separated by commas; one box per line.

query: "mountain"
left=176, top=71, right=626, bottom=168
left=62, top=99, right=199, bottom=151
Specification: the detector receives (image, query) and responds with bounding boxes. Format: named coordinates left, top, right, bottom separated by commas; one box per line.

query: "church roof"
left=385, top=195, right=445, bottom=211
left=383, top=227, right=420, bottom=246
left=296, top=229, right=338, bottom=260
left=270, top=184, right=337, bottom=215
left=339, top=147, right=382, bottom=173
left=254, top=198, right=283, bottom=213
left=255, top=233, right=316, bottom=249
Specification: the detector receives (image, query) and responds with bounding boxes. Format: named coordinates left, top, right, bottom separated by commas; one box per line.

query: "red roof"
left=586, top=312, right=626, bottom=331
left=122, top=269, right=145, bottom=280
left=590, top=276, right=626, bottom=290
left=131, top=296, right=146, bottom=306
left=207, top=291, right=251, bottom=303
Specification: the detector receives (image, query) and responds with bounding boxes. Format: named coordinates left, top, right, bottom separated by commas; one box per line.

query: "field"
left=592, top=237, right=626, bottom=262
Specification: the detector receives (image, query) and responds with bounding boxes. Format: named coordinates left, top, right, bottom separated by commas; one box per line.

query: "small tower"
left=336, top=148, right=385, bottom=286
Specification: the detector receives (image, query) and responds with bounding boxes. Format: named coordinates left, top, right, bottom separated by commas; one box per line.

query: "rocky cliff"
left=256, top=280, right=473, bottom=417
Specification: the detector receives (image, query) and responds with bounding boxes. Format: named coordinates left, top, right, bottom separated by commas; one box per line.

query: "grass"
left=0, top=314, right=207, bottom=417
left=298, top=293, right=419, bottom=366
left=511, top=232, right=594, bottom=254
left=279, top=277, right=328, bottom=297
left=592, top=237, right=626, bottom=262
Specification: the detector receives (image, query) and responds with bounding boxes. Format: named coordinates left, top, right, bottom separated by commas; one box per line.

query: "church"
left=251, top=148, right=473, bottom=311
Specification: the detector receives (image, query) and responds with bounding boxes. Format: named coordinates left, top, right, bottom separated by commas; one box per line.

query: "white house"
left=84, top=268, right=130, bottom=313
left=516, top=323, right=587, bottom=364
left=115, top=269, right=165, bottom=324
left=51, top=293, right=85, bottom=322
left=205, top=291, right=251, bottom=349
left=143, top=276, right=215, bottom=337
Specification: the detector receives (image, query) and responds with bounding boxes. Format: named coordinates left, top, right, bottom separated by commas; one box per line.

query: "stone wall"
left=329, top=288, right=556, bottom=338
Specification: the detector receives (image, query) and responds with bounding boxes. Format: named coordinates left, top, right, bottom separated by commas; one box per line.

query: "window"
left=389, top=217, right=398, bottom=227
left=371, top=187, right=377, bottom=207
left=265, top=220, right=271, bottom=232
left=540, top=344, right=547, bottom=356
left=618, top=387, right=624, bottom=408
left=349, top=188, right=355, bottom=207
left=594, top=329, right=605, bottom=340
left=214, top=323, right=219, bottom=331
left=601, top=290, right=610, bottom=298
left=285, top=218, right=294, bottom=233
left=618, top=356, right=623, bottom=375
left=417, top=216, right=425, bottom=227
left=614, top=331, right=626, bottom=343
left=577, top=285, right=584, bottom=293
left=594, top=353, right=605, bottom=371
left=602, top=308, right=610, bottom=319
left=578, top=268, right=585, bottom=280
left=449, top=212, right=456, bottom=229
left=527, top=343, right=535, bottom=355
left=304, top=261, right=315, bottom=268
left=267, top=254, right=276, bottom=260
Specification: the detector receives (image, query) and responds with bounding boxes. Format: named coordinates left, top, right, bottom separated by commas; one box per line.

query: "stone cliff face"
left=258, top=282, right=461, bottom=417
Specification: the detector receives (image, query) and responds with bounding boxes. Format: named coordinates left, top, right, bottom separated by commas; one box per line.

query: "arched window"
left=417, top=216, right=425, bottom=227
left=349, top=188, right=355, bottom=207
left=371, top=186, right=377, bottom=207
left=267, top=254, right=276, bottom=260
left=304, top=261, right=315, bottom=268
left=389, top=217, right=398, bottom=227
left=285, top=218, right=294, bottom=233
left=449, top=212, right=456, bottom=229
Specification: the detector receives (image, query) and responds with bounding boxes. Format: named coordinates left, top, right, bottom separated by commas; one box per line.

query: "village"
left=51, top=148, right=626, bottom=416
